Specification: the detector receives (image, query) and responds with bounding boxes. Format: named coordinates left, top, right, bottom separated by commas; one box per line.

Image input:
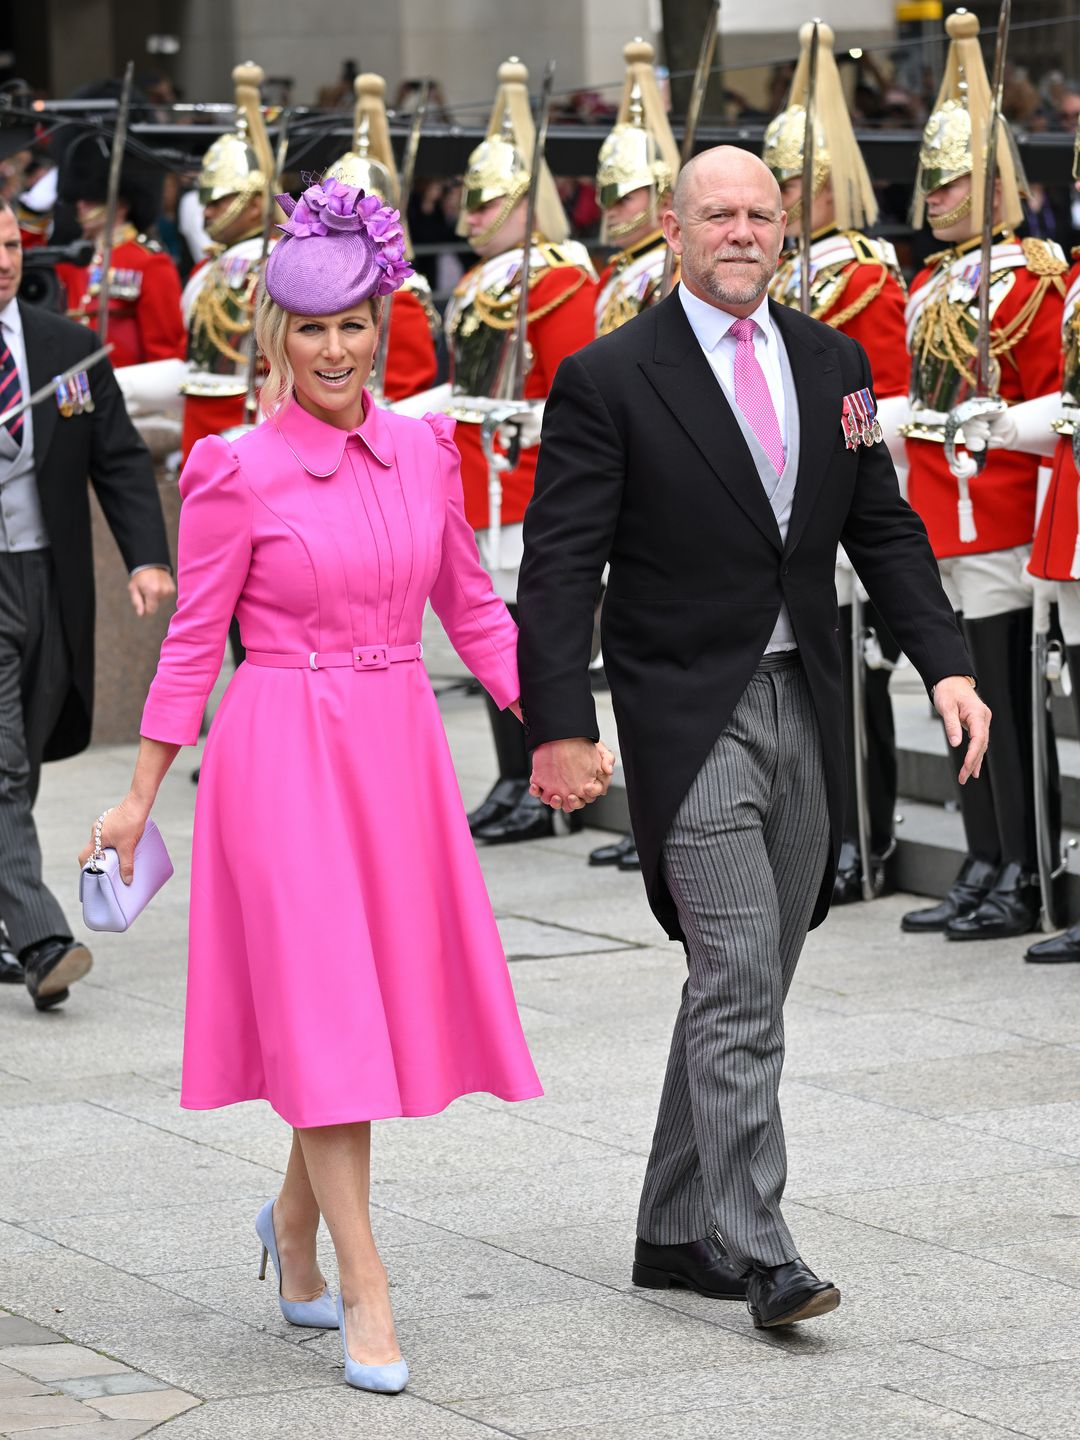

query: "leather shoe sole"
left=33, top=944, right=92, bottom=999
left=631, top=1260, right=744, bottom=1300
left=751, top=1284, right=840, bottom=1328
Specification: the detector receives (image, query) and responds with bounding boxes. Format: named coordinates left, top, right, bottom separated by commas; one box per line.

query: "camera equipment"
left=19, top=239, right=94, bottom=312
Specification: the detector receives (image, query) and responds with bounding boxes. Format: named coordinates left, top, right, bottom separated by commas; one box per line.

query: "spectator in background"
left=317, top=60, right=359, bottom=109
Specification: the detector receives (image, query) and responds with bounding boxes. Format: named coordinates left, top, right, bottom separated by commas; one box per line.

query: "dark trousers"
left=638, top=655, right=830, bottom=1269
left=0, top=552, right=72, bottom=953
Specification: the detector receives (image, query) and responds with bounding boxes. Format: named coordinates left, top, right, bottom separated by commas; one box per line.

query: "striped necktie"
left=0, top=336, right=24, bottom=450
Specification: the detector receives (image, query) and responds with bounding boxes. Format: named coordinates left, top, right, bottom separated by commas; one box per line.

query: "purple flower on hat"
left=266, top=177, right=414, bottom=313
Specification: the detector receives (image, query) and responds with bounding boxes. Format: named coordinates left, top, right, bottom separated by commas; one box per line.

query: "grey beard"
left=701, top=267, right=770, bottom=308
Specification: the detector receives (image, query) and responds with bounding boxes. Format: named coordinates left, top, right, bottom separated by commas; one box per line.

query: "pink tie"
left=729, top=316, right=785, bottom=477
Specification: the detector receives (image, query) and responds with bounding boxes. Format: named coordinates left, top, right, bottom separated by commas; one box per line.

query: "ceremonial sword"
left=95, top=61, right=135, bottom=353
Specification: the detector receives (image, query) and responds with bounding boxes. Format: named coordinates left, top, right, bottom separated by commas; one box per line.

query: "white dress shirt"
left=677, top=283, right=787, bottom=448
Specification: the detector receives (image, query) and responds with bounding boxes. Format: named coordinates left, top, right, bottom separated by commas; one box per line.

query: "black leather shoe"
left=589, top=833, right=636, bottom=868
left=745, top=1258, right=840, bottom=1328
left=22, top=938, right=93, bottom=1012
left=1026, top=921, right=1080, bottom=963
left=632, top=1235, right=747, bottom=1299
left=0, top=939, right=23, bottom=984
left=900, top=855, right=997, bottom=933
left=832, top=838, right=894, bottom=906
left=467, top=778, right=526, bottom=836
left=474, top=791, right=583, bottom=845
left=945, top=862, right=1040, bottom=941
left=616, top=842, right=641, bottom=872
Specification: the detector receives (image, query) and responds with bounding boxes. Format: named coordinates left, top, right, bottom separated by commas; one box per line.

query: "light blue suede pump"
left=255, top=1199, right=338, bottom=1328
left=336, top=1294, right=409, bottom=1394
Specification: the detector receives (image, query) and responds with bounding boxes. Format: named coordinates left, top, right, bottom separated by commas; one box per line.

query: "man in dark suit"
left=517, top=148, right=989, bottom=1329
left=0, top=197, right=174, bottom=1011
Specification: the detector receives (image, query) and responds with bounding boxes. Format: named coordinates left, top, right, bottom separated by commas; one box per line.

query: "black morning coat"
left=516, top=289, right=974, bottom=942
left=19, top=300, right=172, bottom=760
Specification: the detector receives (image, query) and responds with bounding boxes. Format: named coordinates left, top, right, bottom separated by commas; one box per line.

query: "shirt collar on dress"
left=273, top=389, right=395, bottom=477
left=677, top=282, right=775, bottom=354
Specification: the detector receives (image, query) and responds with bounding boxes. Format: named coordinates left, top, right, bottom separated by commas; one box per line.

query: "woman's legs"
left=271, top=1129, right=328, bottom=1302
left=297, top=1122, right=400, bottom=1364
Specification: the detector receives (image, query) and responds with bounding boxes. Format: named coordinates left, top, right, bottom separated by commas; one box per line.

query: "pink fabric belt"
left=245, top=642, right=424, bottom=672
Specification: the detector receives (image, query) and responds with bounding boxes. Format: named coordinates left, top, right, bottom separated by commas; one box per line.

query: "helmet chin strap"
left=469, top=186, right=528, bottom=251
left=207, top=183, right=261, bottom=243
left=930, top=193, right=973, bottom=230
left=606, top=193, right=657, bottom=240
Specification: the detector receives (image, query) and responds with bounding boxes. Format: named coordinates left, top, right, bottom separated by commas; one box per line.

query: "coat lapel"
left=768, top=300, right=842, bottom=556
left=641, top=291, right=783, bottom=552
left=19, top=302, right=59, bottom=473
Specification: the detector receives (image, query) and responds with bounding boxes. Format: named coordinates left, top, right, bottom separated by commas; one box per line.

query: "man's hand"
left=127, top=567, right=175, bottom=617
left=933, top=676, right=990, bottom=784
left=530, top=737, right=615, bottom=811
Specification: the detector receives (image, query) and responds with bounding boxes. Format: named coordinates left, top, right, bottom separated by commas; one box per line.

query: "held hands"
left=933, top=676, right=991, bottom=785
left=127, top=567, right=175, bottom=618
left=529, top=737, right=616, bottom=812
left=78, top=795, right=150, bottom=885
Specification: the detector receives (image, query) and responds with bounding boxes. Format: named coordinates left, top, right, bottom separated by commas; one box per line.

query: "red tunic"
left=454, top=265, right=598, bottom=530
left=906, top=259, right=1064, bottom=557
left=58, top=236, right=186, bottom=369
left=1028, top=258, right=1080, bottom=580
left=820, top=262, right=908, bottom=399
left=180, top=288, right=438, bottom=460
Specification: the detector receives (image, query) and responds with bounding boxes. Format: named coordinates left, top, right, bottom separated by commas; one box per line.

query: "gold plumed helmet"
left=198, top=63, right=276, bottom=240
left=325, top=73, right=398, bottom=206
left=596, top=39, right=679, bottom=243
left=458, top=58, right=569, bottom=245
left=763, top=21, right=878, bottom=231
left=913, top=9, right=1028, bottom=232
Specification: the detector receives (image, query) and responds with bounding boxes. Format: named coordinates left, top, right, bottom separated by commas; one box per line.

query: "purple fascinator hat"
left=264, top=176, right=413, bottom=314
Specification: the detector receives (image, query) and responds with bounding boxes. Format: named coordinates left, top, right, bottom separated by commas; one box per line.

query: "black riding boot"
left=835, top=601, right=900, bottom=904
left=1028, top=641, right=1080, bottom=961
left=946, top=607, right=1049, bottom=940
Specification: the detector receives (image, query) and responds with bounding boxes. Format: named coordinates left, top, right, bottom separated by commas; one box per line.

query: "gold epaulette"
left=133, top=233, right=165, bottom=255
left=535, top=239, right=595, bottom=277
left=924, top=247, right=952, bottom=270
left=1021, top=236, right=1068, bottom=277
left=846, top=231, right=884, bottom=266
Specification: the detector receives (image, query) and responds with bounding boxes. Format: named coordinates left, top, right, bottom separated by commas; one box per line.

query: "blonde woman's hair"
left=255, top=290, right=385, bottom=419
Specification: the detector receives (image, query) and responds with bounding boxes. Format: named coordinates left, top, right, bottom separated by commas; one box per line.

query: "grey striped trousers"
left=637, top=652, right=829, bottom=1269
left=0, top=552, right=72, bottom=954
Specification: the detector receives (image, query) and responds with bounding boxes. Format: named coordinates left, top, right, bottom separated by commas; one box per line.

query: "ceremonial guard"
left=57, top=136, right=186, bottom=371
left=587, top=38, right=679, bottom=874
left=325, top=72, right=439, bottom=400
left=433, top=59, right=598, bottom=844
left=765, top=21, right=909, bottom=904
left=899, top=10, right=1067, bottom=941
left=974, top=111, right=1080, bottom=961
left=179, top=63, right=276, bottom=460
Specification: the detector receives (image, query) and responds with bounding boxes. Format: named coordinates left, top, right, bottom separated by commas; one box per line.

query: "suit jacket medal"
left=841, top=387, right=881, bottom=449
left=54, top=371, right=94, bottom=418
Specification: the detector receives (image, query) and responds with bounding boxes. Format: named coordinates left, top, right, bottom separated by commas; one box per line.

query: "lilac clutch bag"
left=79, top=817, right=173, bottom=932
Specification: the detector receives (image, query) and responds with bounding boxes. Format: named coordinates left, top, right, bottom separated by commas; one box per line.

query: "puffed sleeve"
left=425, top=412, right=520, bottom=710
left=140, top=435, right=253, bottom=745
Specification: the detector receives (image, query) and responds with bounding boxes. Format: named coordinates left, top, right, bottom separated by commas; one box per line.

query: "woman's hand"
left=530, top=738, right=617, bottom=811
left=78, top=795, right=151, bottom=885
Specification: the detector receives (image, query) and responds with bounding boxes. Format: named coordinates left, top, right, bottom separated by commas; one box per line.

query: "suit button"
left=781, top=565, right=790, bottom=577
left=523, top=723, right=531, bottom=735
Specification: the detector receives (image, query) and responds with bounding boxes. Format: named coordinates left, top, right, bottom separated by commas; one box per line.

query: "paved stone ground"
left=1, top=639, right=1079, bottom=1437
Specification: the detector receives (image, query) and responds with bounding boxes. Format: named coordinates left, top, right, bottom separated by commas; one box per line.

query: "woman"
left=81, top=178, right=612, bottom=1394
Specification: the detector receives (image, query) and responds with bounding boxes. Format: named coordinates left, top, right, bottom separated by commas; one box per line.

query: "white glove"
left=950, top=451, right=978, bottom=483
left=961, top=408, right=1019, bottom=455
left=497, top=402, right=544, bottom=450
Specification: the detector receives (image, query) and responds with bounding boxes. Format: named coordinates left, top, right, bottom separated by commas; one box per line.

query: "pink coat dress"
left=141, top=397, right=543, bottom=1127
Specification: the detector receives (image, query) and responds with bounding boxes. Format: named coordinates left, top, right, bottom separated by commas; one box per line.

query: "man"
left=56, top=135, right=186, bottom=372
left=765, top=19, right=909, bottom=904
left=587, top=37, right=680, bottom=876
left=899, top=10, right=1066, bottom=941
left=517, top=147, right=987, bottom=1327
left=973, top=105, right=1080, bottom=962
left=423, top=58, right=597, bottom=845
left=179, top=63, right=276, bottom=461
left=0, top=197, right=174, bottom=1009
left=325, top=70, right=439, bottom=399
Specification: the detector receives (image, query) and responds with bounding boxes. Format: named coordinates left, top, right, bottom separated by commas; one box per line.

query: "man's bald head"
left=663, top=145, right=786, bottom=316
left=672, top=146, right=782, bottom=223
